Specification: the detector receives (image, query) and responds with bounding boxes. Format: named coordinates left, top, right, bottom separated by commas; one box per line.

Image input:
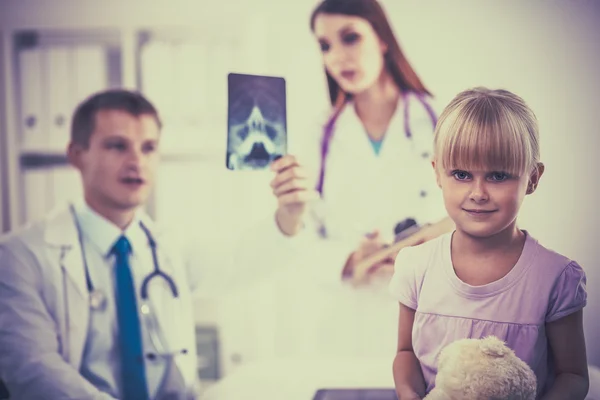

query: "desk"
left=200, top=358, right=395, bottom=400
left=201, top=361, right=600, bottom=400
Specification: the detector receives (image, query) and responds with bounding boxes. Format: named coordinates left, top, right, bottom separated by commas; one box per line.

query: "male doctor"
left=0, top=89, right=201, bottom=399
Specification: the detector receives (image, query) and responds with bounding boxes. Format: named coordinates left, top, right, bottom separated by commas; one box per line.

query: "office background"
left=1, top=0, right=599, bottom=388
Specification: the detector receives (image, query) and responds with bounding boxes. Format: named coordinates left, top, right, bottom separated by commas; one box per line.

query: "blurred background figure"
left=239, top=0, right=453, bottom=365
left=0, top=0, right=599, bottom=398
left=0, top=89, right=203, bottom=400
left=271, top=0, right=451, bottom=277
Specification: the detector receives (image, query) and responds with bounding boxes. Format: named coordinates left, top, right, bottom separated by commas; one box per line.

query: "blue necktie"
left=112, top=236, right=149, bottom=400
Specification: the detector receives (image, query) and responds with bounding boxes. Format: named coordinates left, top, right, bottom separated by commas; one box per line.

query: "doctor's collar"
left=72, top=200, right=149, bottom=257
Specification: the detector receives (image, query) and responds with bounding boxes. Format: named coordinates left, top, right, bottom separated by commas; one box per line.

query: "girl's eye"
left=490, top=172, right=510, bottom=182
left=452, top=170, right=470, bottom=180
left=319, top=41, right=330, bottom=52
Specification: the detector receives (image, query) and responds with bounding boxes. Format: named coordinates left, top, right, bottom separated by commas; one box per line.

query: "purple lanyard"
left=315, top=91, right=438, bottom=196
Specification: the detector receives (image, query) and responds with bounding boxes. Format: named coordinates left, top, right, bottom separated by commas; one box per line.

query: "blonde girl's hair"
left=433, top=87, right=540, bottom=176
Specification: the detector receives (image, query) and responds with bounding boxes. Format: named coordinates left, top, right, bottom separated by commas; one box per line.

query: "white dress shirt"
left=75, top=201, right=168, bottom=399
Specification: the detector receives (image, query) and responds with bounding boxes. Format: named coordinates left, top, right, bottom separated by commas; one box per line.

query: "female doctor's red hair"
left=309, top=0, right=432, bottom=109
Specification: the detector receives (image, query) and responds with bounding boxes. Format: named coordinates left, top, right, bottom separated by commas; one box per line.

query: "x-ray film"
left=226, top=73, right=287, bottom=170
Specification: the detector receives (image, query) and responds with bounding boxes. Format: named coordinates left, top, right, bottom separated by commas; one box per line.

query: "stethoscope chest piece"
left=89, top=289, right=107, bottom=311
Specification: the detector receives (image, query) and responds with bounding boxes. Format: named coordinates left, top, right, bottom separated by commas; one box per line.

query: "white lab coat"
left=231, top=92, right=448, bottom=361
left=0, top=205, right=200, bottom=400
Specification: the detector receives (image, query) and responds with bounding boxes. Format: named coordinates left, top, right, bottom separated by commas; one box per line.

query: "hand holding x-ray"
left=271, top=154, right=320, bottom=236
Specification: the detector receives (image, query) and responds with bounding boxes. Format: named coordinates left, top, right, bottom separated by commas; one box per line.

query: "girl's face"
left=433, top=162, right=544, bottom=239
left=313, top=13, right=388, bottom=95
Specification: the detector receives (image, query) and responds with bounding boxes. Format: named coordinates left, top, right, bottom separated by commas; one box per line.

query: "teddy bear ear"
left=478, top=335, right=508, bottom=357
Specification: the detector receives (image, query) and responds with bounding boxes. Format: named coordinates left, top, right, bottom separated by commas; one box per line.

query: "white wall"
left=1, top=0, right=599, bottom=371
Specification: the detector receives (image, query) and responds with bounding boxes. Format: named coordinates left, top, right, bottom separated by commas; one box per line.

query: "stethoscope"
left=314, top=91, right=438, bottom=239
left=67, top=204, right=188, bottom=360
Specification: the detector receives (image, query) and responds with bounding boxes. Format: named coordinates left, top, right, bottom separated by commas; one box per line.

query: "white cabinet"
left=18, top=43, right=111, bottom=154
left=6, top=24, right=276, bottom=227
left=9, top=31, right=119, bottom=225
left=138, top=32, right=242, bottom=157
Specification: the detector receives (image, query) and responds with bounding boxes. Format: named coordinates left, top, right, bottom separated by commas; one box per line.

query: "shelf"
left=14, top=28, right=122, bottom=49
left=20, top=152, right=68, bottom=169
left=18, top=149, right=224, bottom=169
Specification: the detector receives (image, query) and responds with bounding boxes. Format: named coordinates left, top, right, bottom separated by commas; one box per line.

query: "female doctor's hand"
left=270, top=155, right=319, bottom=236
left=343, top=230, right=395, bottom=284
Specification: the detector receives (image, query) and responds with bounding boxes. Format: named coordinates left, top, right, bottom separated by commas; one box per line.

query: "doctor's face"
left=70, top=109, right=161, bottom=213
left=313, top=13, right=387, bottom=95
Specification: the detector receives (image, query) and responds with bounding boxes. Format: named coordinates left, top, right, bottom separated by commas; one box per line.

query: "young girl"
left=389, top=87, right=589, bottom=399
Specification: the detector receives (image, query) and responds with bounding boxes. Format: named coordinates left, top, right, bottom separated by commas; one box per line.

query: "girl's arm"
left=393, top=302, right=426, bottom=399
left=541, top=309, right=589, bottom=399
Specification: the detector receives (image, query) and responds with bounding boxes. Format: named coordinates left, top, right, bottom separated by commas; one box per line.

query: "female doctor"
left=234, top=0, right=453, bottom=360
left=272, top=0, right=451, bottom=281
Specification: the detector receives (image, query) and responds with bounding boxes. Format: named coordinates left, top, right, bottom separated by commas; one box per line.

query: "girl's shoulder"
left=522, top=233, right=587, bottom=322
left=526, top=233, right=585, bottom=279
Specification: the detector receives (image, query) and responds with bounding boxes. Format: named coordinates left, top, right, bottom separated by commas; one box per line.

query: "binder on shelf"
left=73, top=45, right=108, bottom=106
left=174, top=42, right=207, bottom=127
left=18, top=48, right=48, bottom=152
left=138, top=34, right=241, bottom=157
left=207, top=43, right=238, bottom=123
left=19, top=44, right=109, bottom=155
left=140, top=41, right=176, bottom=125
left=140, top=41, right=183, bottom=154
left=45, top=46, right=73, bottom=153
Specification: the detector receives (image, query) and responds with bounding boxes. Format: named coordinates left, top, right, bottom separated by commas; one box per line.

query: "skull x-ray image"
left=226, top=73, right=287, bottom=170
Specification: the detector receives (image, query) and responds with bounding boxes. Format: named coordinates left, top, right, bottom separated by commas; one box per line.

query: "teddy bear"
left=423, top=335, right=537, bottom=400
